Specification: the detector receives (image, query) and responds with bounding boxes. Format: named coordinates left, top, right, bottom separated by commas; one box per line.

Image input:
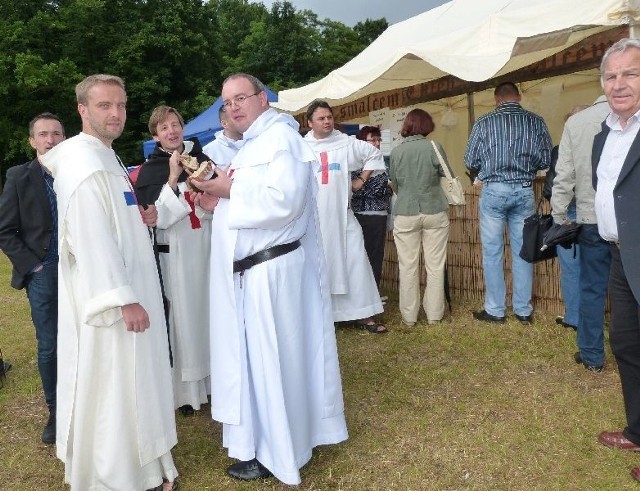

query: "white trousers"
left=393, top=211, right=449, bottom=323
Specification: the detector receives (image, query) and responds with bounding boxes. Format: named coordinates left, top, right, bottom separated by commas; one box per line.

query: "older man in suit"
left=591, top=38, right=640, bottom=482
left=0, top=113, right=65, bottom=444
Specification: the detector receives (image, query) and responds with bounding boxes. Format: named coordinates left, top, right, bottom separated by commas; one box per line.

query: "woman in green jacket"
left=390, top=109, right=449, bottom=326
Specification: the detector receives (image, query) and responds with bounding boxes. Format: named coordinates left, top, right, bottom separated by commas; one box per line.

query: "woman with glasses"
left=390, top=109, right=450, bottom=326
left=352, top=126, right=390, bottom=288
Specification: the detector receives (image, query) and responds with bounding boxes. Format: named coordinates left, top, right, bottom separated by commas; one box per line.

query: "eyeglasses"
left=366, top=137, right=382, bottom=143
left=221, top=92, right=260, bottom=111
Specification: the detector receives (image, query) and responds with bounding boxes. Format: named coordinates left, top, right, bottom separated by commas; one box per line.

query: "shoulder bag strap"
left=430, top=140, right=454, bottom=179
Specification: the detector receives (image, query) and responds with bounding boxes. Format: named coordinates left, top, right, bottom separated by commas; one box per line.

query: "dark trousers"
left=25, top=261, right=58, bottom=410
left=354, top=213, right=387, bottom=286
left=576, top=225, right=611, bottom=366
left=609, top=246, right=640, bottom=444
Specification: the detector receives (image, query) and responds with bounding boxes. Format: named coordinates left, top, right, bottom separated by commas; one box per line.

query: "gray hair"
left=76, top=74, right=126, bottom=105
left=600, top=38, right=640, bottom=85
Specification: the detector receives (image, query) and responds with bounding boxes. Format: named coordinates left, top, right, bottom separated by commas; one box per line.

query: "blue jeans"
left=556, top=201, right=580, bottom=326
left=576, top=224, right=611, bottom=367
left=479, top=182, right=534, bottom=317
left=25, top=261, right=58, bottom=410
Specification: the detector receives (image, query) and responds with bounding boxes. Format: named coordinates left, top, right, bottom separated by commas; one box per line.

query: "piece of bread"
left=181, top=155, right=200, bottom=171
left=190, top=161, right=214, bottom=181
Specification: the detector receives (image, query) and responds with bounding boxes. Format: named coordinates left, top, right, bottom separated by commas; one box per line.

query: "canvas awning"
left=273, top=0, right=640, bottom=114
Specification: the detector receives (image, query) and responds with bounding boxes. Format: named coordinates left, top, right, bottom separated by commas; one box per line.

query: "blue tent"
left=142, top=86, right=279, bottom=158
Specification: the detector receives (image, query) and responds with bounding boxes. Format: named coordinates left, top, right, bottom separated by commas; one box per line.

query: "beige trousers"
left=393, top=211, right=449, bottom=323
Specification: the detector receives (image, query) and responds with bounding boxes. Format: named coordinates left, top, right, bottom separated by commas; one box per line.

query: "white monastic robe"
left=43, top=132, right=177, bottom=491
left=209, top=109, right=348, bottom=486
left=304, top=130, right=386, bottom=321
left=202, top=129, right=244, bottom=170
left=154, top=145, right=212, bottom=409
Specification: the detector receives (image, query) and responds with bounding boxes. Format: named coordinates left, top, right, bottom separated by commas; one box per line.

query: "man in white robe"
left=202, top=105, right=243, bottom=169
left=193, top=73, right=348, bottom=486
left=303, top=100, right=387, bottom=332
left=135, top=106, right=212, bottom=417
left=42, top=74, right=177, bottom=491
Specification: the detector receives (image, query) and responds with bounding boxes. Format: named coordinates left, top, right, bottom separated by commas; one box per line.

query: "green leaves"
left=0, top=0, right=388, bottom=179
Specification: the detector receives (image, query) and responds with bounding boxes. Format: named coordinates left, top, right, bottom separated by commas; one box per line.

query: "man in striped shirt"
left=465, top=82, right=552, bottom=324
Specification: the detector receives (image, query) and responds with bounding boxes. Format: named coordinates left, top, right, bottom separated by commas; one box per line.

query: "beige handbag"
left=431, top=140, right=466, bottom=206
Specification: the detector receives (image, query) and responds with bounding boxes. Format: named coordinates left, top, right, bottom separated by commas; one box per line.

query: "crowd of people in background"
left=3, top=36, right=640, bottom=488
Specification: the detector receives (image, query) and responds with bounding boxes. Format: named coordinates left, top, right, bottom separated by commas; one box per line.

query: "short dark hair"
left=400, top=109, right=435, bottom=138
left=356, top=125, right=381, bottom=141
left=29, top=112, right=65, bottom=137
left=494, top=82, right=519, bottom=98
left=306, top=99, right=332, bottom=123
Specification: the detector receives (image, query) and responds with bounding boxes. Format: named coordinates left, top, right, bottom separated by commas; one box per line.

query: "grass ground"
left=0, top=253, right=638, bottom=490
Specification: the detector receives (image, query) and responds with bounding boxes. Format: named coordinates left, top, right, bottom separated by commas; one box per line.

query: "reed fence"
left=380, top=178, right=568, bottom=315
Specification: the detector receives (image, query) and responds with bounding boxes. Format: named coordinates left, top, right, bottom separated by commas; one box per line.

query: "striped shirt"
left=464, top=101, right=552, bottom=183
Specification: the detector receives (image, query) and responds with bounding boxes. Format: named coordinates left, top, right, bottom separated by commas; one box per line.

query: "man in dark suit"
left=0, top=112, right=65, bottom=443
left=591, top=38, right=640, bottom=482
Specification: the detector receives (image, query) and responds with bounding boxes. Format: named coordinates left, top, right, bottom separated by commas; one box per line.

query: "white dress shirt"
left=595, top=110, right=640, bottom=241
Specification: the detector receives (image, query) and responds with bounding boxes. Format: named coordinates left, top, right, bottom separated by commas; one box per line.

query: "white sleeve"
left=64, top=173, right=138, bottom=327
left=155, top=183, right=192, bottom=229
left=352, top=139, right=385, bottom=172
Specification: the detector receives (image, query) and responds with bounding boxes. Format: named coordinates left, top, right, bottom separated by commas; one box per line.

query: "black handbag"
left=519, top=201, right=557, bottom=263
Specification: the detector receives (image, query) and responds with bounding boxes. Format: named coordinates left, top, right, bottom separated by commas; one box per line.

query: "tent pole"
left=467, top=92, right=475, bottom=137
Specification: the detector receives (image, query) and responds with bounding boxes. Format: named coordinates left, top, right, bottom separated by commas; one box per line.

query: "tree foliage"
left=354, top=18, right=389, bottom=46
left=0, top=0, right=388, bottom=178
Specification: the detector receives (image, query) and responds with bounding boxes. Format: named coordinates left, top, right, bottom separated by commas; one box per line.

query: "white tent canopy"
left=274, top=0, right=639, bottom=113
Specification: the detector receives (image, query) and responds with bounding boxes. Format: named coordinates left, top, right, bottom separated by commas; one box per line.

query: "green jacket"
left=390, top=135, right=448, bottom=216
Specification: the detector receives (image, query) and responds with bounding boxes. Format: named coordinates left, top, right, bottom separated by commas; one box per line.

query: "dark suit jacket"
left=592, top=122, right=640, bottom=302
left=0, top=159, right=54, bottom=289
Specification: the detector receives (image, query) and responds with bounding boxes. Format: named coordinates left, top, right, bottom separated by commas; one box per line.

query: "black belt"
left=233, top=240, right=301, bottom=273
left=157, top=244, right=170, bottom=254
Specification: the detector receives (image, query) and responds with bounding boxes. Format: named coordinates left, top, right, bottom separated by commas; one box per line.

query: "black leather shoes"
left=472, top=310, right=505, bottom=323
left=227, top=458, right=273, bottom=481
left=515, top=314, right=533, bottom=325
left=42, top=410, right=55, bottom=444
left=574, top=352, right=603, bottom=372
left=178, top=405, right=194, bottom=416
left=555, top=316, right=577, bottom=330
